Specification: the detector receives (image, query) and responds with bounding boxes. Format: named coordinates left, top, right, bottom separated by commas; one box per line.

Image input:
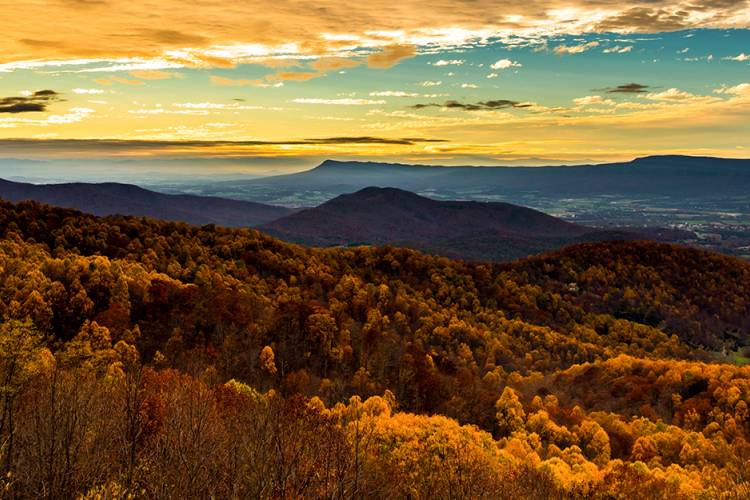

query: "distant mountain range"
left=0, top=178, right=292, bottom=227
left=261, top=187, right=680, bottom=261
left=174, top=155, right=750, bottom=207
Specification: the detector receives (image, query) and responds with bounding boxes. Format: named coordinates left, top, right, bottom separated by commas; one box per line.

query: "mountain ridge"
left=188, top=155, right=750, bottom=210
left=260, top=186, right=642, bottom=261
left=0, top=177, right=293, bottom=227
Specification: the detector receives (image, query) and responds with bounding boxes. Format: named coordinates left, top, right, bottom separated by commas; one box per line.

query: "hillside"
left=261, top=186, right=650, bottom=261
left=0, top=199, right=749, bottom=497
left=0, top=177, right=292, bottom=227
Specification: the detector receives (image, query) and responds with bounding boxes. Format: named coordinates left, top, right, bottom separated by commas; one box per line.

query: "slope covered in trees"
left=0, top=177, right=293, bottom=227
left=0, top=199, right=749, bottom=498
left=261, top=186, right=658, bottom=261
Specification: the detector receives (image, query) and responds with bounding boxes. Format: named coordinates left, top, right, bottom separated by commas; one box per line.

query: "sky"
left=0, top=0, right=749, bottom=176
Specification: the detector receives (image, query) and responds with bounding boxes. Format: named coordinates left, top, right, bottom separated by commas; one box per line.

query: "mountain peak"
left=262, top=186, right=589, bottom=260
left=348, top=186, right=418, bottom=197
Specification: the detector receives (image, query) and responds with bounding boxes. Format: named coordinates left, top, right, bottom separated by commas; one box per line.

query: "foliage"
left=0, top=199, right=747, bottom=497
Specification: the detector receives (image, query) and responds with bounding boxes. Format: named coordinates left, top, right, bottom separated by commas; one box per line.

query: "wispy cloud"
left=209, top=75, right=283, bottom=87
left=72, top=88, right=104, bottom=95
left=573, top=95, right=616, bottom=106
left=0, top=136, right=446, bottom=154
left=432, top=59, right=464, bottom=66
left=554, top=41, right=600, bottom=54
left=723, top=53, right=750, bottom=62
left=603, top=45, right=633, bottom=54
left=292, top=98, right=386, bottom=105
left=369, top=91, right=420, bottom=97
left=96, top=76, right=143, bottom=86
left=130, top=70, right=182, bottom=80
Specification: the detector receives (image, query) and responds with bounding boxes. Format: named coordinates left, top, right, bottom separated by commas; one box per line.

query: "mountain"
left=260, top=186, right=645, bottom=261
left=181, top=155, right=750, bottom=207
left=0, top=177, right=293, bottom=227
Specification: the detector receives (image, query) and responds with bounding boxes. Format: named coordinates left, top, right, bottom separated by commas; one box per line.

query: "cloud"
left=602, top=83, right=651, bottom=93
left=573, top=95, right=616, bottom=106
left=130, top=70, right=181, bottom=80
left=603, top=45, right=633, bottom=53
left=0, top=137, right=445, bottom=155
left=129, top=108, right=209, bottom=115
left=490, top=59, right=522, bottom=70
left=96, top=76, right=143, bottom=86
left=301, top=136, right=445, bottom=145
left=369, top=91, right=421, bottom=97
left=293, top=98, right=386, bottom=105
left=210, top=57, right=359, bottom=88
left=1, top=1, right=748, bottom=74
left=0, top=90, right=62, bottom=113
left=0, top=107, right=93, bottom=127
left=172, top=102, right=269, bottom=110
left=723, top=53, right=750, bottom=62
left=461, top=83, right=478, bottom=88
left=145, top=29, right=209, bottom=46
left=411, top=99, right=531, bottom=111
left=432, top=59, right=464, bottom=66
left=419, top=80, right=442, bottom=87
left=268, top=71, right=320, bottom=82
left=594, top=6, right=695, bottom=32
left=367, top=44, right=416, bottom=69
left=310, top=57, right=360, bottom=72
left=72, top=88, right=104, bottom=94
left=645, top=88, right=700, bottom=101
left=554, top=41, right=600, bottom=54
left=715, top=83, right=750, bottom=96
left=209, top=75, right=273, bottom=87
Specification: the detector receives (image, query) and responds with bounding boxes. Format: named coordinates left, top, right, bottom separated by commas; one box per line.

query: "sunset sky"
left=1, top=0, right=749, bottom=171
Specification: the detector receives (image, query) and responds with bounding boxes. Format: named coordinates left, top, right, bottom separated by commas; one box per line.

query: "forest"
left=0, top=199, right=749, bottom=498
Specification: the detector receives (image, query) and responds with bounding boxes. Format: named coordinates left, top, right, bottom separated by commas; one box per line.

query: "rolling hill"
left=261, top=186, right=646, bottom=261
left=0, top=177, right=293, bottom=227
left=1, top=197, right=749, bottom=497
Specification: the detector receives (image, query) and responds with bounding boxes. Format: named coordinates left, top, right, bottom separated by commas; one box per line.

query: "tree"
left=260, top=346, right=278, bottom=376
left=0, top=319, right=47, bottom=473
left=495, top=387, right=525, bottom=437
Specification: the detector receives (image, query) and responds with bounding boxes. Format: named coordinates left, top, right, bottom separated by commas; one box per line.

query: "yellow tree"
left=495, top=387, right=526, bottom=437
left=0, top=319, right=47, bottom=473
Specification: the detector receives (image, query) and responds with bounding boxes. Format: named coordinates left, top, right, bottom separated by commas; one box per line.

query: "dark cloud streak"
left=0, top=137, right=447, bottom=153
left=601, top=83, right=651, bottom=94
left=411, top=99, right=531, bottom=111
left=0, top=90, right=63, bottom=113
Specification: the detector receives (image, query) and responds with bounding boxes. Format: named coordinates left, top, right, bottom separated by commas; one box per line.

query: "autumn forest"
left=0, top=198, right=745, bottom=498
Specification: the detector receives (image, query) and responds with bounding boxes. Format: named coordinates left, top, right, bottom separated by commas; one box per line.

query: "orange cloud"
left=209, top=75, right=257, bottom=86
left=1, top=2, right=747, bottom=72
left=130, top=70, right=182, bottom=80
left=367, top=44, right=417, bottom=69
left=310, top=57, right=361, bottom=72
left=269, top=71, right=320, bottom=81
left=95, top=76, right=144, bottom=86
